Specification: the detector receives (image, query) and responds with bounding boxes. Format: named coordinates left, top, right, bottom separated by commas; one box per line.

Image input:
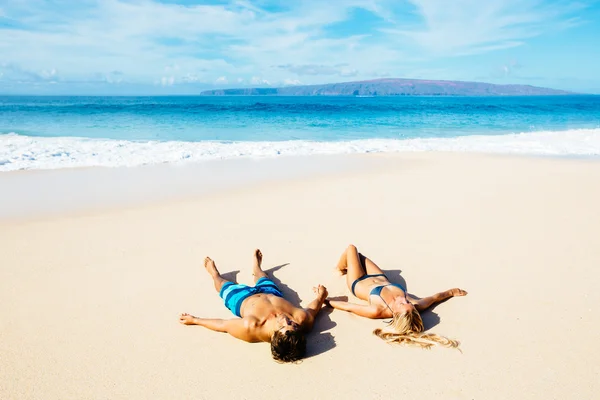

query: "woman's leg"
left=336, top=244, right=367, bottom=289
left=360, top=253, right=385, bottom=275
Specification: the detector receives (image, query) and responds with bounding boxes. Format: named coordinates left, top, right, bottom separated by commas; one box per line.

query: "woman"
left=327, top=244, right=467, bottom=349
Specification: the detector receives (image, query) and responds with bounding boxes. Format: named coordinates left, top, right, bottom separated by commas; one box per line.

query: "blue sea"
left=1, top=95, right=600, bottom=171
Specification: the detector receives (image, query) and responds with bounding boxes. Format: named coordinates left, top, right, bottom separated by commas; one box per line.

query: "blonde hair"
left=373, top=309, right=459, bottom=349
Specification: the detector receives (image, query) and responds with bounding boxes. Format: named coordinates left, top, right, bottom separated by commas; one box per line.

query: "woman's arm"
left=326, top=299, right=380, bottom=319
left=408, top=288, right=467, bottom=312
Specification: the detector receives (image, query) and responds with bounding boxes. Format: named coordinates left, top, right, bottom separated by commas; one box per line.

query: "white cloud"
left=215, top=76, right=228, bottom=84
left=250, top=76, right=270, bottom=85
left=0, top=0, right=409, bottom=88
left=103, top=70, right=124, bottom=84
left=181, top=73, right=202, bottom=83
left=160, top=76, right=175, bottom=86
left=283, top=78, right=302, bottom=86
left=40, top=68, right=57, bottom=79
left=0, top=63, right=60, bottom=82
left=0, top=0, right=589, bottom=92
left=386, top=0, right=586, bottom=56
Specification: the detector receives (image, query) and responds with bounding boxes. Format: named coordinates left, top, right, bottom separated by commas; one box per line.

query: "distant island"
left=200, top=78, right=572, bottom=96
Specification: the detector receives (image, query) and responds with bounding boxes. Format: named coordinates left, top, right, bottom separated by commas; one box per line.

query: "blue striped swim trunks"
left=219, top=277, right=283, bottom=317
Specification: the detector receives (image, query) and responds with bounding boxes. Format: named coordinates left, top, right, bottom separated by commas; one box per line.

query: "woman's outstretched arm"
left=326, top=299, right=380, bottom=319
left=409, top=288, right=467, bottom=312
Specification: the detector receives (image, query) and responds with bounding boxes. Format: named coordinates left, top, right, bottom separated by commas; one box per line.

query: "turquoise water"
left=2, top=95, right=600, bottom=140
left=1, top=95, right=600, bottom=170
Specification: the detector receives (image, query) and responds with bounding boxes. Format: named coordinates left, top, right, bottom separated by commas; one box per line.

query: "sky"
left=1, top=0, right=599, bottom=95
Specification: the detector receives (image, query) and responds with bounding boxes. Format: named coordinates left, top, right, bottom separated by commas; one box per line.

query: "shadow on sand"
left=350, top=260, right=444, bottom=331
left=220, top=269, right=240, bottom=283
left=264, top=263, right=301, bottom=306
left=386, top=268, right=444, bottom=330
left=306, top=307, right=336, bottom=358
left=265, top=262, right=337, bottom=358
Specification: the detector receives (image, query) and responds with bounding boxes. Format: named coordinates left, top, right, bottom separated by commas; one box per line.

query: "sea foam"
left=1, top=129, right=599, bottom=171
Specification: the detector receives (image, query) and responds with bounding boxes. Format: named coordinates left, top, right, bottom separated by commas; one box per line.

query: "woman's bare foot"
left=334, top=248, right=349, bottom=276
left=335, top=259, right=348, bottom=276
left=450, top=288, right=468, bottom=296
left=204, top=257, right=219, bottom=278
left=179, top=313, right=198, bottom=325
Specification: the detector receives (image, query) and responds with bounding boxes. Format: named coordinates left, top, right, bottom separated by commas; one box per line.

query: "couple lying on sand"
left=179, top=244, right=467, bottom=363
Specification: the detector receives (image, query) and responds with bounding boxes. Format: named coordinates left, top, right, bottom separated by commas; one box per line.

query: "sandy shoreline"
left=0, top=154, right=376, bottom=222
left=2, top=153, right=600, bottom=399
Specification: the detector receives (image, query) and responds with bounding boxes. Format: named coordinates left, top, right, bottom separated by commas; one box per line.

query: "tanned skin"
left=180, top=249, right=328, bottom=343
left=327, top=245, right=467, bottom=319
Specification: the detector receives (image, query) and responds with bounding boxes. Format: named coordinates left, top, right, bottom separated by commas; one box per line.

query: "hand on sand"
left=450, top=288, right=468, bottom=297
left=313, top=284, right=328, bottom=299
left=179, top=313, right=198, bottom=325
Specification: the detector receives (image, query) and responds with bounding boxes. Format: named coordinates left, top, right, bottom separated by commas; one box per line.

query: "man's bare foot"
left=252, top=249, right=267, bottom=279
left=179, top=313, right=198, bottom=325
left=204, top=257, right=220, bottom=278
left=252, top=249, right=267, bottom=282
left=254, top=249, right=263, bottom=268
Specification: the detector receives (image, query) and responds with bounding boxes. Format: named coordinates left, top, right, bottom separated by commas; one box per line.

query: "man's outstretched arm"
left=179, top=313, right=261, bottom=342
left=300, top=284, right=328, bottom=331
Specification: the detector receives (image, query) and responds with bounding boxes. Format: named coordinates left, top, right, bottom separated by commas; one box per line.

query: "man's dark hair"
left=270, top=330, right=306, bottom=363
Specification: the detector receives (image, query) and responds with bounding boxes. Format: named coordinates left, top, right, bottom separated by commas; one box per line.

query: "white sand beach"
left=1, top=153, right=600, bottom=399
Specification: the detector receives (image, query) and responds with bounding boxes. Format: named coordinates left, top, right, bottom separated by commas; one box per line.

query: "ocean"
left=1, top=95, right=600, bottom=171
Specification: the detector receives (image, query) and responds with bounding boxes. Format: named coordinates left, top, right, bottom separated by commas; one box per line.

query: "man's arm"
left=179, top=313, right=261, bottom=342
left=326, top=300, right=380, bottom=319
left=408, top=288, right=467, bottom=312
left=299, top=285, right=328, bottom=331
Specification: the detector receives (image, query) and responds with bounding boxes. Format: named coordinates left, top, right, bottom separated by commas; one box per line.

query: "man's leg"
left=179, top=257, right=230, bottom=324
left=251, top=249, right=285, bottom=300
left=204, top=256, right=231, bottom=292
left=179, top=257, right=239, bottom=325
left=251, top=249, right=268, bottom=283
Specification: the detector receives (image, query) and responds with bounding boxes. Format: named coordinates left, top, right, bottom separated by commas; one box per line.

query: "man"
left=179, top=249, right=328, bottom=362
